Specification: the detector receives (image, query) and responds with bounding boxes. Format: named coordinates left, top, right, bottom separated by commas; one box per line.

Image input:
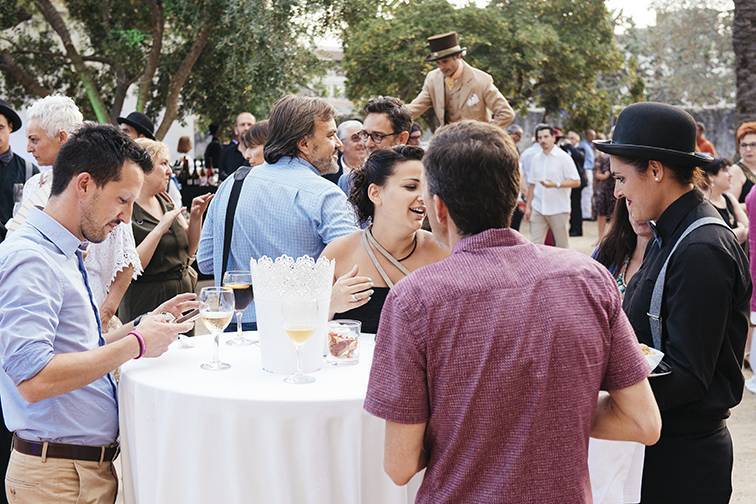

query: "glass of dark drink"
left=222, top=270, right=255, bottom=346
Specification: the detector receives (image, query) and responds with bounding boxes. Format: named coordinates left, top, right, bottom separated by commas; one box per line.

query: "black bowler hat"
left=117, top=111, right=155, bottom=140
left=0, top=100, right=22, bottom=132
left=426, top=32, right=467, bottom=62
left=594, top=102, right=712, bottom=169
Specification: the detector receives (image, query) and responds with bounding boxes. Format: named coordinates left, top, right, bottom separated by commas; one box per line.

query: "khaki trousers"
left=530, top=210, right=570, bottom=248
left=5, top=450, right=117, bottom=504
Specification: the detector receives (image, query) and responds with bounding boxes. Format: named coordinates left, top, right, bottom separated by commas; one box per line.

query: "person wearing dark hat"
left=117, top=111, right=156, bottom=140
left=406, top=32, right=514, bottom=130
left=595, top=102, right=750, bottom=504
left=0, top=99, right=39, bottom=244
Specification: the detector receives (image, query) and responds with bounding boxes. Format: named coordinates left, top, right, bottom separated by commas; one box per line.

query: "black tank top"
left=713, top=195, right=737, bottom=229
left=334, top=287, right=390, bottom=335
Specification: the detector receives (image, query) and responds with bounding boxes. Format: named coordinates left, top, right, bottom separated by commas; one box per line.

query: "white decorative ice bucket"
left=251, top=255, right=334, bottom=374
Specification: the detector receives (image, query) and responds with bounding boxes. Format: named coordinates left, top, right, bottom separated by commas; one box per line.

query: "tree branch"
left=154, top=21, right=212, bottom=139
left=136, top=0, right=165, bottom=113
left=33, top=0, right=110, bottom=122
left=5, top=47, right=113, bottom=66
left=0, top=53, right=51, bottom=97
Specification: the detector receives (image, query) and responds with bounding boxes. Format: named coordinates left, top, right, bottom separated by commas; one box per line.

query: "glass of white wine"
left=199, top=286, right=234, bottom=371
left=283, top=298, right=318, bottom=384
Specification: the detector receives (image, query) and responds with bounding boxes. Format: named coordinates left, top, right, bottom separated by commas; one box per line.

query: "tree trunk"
left=110, top=68, right=136, bottom=123
left=154, top=22, right=211, bottom=140
left=136, top=0, right=165, bottom=113
left=733, top=0, right=756, bottom=125
left=34, top=0, right=110, bottom=123
left=0, top=53, right=51, bottom=98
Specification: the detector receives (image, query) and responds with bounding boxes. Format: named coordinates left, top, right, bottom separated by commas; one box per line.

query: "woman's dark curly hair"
left=348, top=145, right=424, bottom=223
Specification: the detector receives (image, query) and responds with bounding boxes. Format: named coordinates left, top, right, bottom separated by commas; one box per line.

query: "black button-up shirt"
left=218, top=141, right=250, bottom=181
left=623, top=190, right=751, bottom=424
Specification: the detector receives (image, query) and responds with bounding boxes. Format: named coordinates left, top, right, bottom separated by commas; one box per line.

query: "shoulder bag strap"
left=647, top=217, right=733, bottom=350
left=221, top=166, right=252, bottom=280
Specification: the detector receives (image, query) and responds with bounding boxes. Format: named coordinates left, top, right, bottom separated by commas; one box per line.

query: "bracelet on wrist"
left=129, top=330, right=145, bottom=359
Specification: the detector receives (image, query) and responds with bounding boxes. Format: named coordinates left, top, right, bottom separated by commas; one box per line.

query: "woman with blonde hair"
left=119, top=138, right=212, bottom=321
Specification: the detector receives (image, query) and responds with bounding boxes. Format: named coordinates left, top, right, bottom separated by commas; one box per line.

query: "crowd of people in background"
left=0, top=29, right=753, bottom=504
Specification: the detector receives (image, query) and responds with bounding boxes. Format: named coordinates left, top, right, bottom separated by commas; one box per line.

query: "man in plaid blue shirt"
left=198, top=96, right=357, bottom=329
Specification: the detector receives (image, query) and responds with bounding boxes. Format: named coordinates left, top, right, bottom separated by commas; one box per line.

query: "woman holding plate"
left=594, top=102, right=750, bottom=504
left=323, top=145, right=448, bottom=334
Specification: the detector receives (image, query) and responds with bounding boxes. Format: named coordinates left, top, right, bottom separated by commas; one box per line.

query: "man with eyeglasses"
left=407, top=32, right=514, bottom=130
left=338, top=96, right=411, bottom=193
left=324, top=119, right=366, bottom=186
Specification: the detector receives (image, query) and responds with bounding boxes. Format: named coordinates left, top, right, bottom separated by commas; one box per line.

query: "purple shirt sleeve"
left=364, top=286, right=429, bottom=424
left=747, top=189, right=756, bottom=313
left=601, top=278, right=650, bottom=391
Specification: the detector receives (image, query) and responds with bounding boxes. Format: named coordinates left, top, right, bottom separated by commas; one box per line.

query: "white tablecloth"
left=118, top=333, right=643, bottom=504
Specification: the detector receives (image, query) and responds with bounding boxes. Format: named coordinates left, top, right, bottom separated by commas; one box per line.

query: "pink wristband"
left=129, top=330, right=145, bottom=359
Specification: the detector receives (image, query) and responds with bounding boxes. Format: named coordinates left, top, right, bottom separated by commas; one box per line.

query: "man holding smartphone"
left=0, top=124, right=196, bottom=503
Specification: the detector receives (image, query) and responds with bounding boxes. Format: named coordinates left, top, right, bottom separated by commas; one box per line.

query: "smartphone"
left=174, top=308, right=200, bottom=324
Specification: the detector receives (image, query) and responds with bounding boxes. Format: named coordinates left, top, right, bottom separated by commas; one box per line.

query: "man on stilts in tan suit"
left=407, top=32, right=515, bottom=130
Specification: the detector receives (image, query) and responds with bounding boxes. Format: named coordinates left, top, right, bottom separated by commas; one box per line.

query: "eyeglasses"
left=740, top=142, right=756, bottom=150
left=358, top=130, right=400, bottom=143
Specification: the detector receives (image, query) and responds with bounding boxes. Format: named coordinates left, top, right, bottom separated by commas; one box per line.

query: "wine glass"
left=199, top=287, right=234, bottom=371
left=283, top=298, right=318, bottom=384
left=222, top=270, right=255, bottom=346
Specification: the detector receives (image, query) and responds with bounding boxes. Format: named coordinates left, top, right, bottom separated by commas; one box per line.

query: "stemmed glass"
left=199, top=287, right=234, bottom=371
left=222, top=270, right=255, bottom=346
left=283, top=298, right=318, bottom=384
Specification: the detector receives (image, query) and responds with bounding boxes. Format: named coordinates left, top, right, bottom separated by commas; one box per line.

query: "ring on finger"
left=351, top=294, right=359, bottom=302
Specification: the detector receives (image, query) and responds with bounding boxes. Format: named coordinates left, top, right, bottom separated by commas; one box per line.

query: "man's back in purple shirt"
left=365, top=228, right=648, bottom=503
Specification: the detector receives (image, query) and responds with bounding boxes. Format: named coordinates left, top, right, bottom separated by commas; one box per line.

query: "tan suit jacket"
left=406, top=60, right=514, bottom=129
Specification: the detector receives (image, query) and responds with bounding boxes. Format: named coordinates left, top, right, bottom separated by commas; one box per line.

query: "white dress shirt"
left=527, top=147, right=579, bottom=216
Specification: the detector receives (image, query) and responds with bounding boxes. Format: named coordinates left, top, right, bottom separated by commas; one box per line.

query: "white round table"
left=118, top=333, right=420, bottom=504
left=118, top=333, right=643, bottom=504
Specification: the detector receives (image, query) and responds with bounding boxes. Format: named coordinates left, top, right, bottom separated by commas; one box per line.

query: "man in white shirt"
left=524, top=125, right=580, bottom=248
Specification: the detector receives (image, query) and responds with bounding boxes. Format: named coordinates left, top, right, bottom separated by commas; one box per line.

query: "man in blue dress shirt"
left=198, top=95, right=357, bottom=330
left=0, top=124, right=195, bottom=503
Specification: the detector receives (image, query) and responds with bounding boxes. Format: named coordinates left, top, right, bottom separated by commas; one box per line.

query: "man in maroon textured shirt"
left=364, top=120, right=661, bottom=503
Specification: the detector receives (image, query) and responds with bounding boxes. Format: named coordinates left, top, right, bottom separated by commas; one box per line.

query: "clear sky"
left=606, top=0, right=656, bottom=27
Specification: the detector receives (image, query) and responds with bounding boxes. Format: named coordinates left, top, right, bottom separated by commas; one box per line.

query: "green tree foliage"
left=0, top=0, right=338, bottom=138
left=342, top=0, right=623, bottom=131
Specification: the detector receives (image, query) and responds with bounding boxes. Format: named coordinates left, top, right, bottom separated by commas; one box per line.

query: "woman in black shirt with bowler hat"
left=594, top=102, right=751, bottom=504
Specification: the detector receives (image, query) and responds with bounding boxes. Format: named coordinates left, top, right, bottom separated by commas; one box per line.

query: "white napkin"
left=642, top=345, right=664, bottom=373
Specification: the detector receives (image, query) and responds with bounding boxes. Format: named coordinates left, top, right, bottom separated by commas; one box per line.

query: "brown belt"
left=12, top=434, right=119, bottom=463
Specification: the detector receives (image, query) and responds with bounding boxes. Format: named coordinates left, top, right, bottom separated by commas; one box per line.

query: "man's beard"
left=81, top=213, right=118, bottom=244
left=313, top=153, right=339, bottom=175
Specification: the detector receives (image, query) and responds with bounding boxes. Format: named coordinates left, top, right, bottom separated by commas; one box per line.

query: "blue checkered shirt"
left=198, top=156, right=357, bottom=323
